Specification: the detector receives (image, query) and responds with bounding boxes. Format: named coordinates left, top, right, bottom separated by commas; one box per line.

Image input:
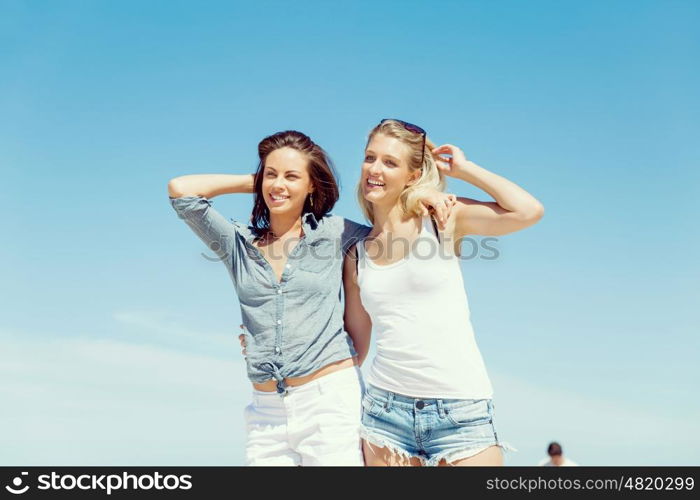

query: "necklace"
left=264, top=225, right=304, bottom=242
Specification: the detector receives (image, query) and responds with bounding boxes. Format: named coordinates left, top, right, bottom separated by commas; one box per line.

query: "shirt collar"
left=302, top=211, right=319, bottom=229
left=301, top=212, right=322, bottom=242
left=240, top=212, right=322, bottom=245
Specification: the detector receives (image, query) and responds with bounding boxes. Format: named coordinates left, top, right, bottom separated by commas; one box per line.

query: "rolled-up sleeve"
left=169, top=195, right=238, bottom=267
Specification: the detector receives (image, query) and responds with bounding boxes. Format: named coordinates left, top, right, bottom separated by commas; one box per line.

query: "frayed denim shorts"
left=360, top=384, right=516, bottom=466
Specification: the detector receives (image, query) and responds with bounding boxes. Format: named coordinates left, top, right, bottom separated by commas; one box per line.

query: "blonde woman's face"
left=361, top=133, right=419, bottom=206
left=261, top=147, right=313, bottom=217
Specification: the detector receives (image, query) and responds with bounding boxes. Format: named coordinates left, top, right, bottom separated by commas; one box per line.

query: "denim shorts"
left=360, top=384, right=516, bottom=466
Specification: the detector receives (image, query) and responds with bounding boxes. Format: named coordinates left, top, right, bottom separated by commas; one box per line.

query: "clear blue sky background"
left=1, top=0, right=698, bottom=466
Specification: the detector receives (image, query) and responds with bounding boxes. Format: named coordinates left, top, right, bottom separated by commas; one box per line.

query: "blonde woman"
left=343, top=119, right=544, bottom=466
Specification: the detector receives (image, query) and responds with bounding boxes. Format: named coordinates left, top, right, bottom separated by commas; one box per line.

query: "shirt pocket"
left=298, top=238, right=337, bottom=273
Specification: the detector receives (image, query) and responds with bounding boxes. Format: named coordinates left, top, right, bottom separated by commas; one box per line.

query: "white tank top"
left=356, top=216, right=494, bottom=399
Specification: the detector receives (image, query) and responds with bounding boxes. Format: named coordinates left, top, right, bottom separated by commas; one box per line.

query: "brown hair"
left=356, top=119, right=445, bottom=223
left=251, top=130, right=339, bottom=236
left=547, top=442, right=563, bottom=456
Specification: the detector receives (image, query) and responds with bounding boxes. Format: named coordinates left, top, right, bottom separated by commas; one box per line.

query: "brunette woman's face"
left=261, top=147, right=313, bottom=217
left=361, top=133, right=419, bottom=206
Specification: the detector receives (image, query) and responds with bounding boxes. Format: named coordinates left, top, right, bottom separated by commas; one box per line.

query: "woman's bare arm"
left=342, top=246, right=372, bottom=366
left=168, top=174, right=255, bottom=266
left=167, top=174, right=255, bottom=199
left=432, top=145, right=544, bottom=238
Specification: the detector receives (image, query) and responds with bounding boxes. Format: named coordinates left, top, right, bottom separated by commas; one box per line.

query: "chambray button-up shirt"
left=170, top=195, right=370, bottom=394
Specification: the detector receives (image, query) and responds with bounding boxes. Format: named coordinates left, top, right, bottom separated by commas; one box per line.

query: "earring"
left=309, top=193, right=314, bottom=207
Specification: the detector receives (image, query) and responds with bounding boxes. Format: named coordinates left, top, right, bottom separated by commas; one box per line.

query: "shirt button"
left=276, top=320, right=281, bottom=325
left=277, top=289, right=282, bottom=294
left=275, top=346, right=281, bottom=354
left=415, top=400, right=425, bottom=410
left=285, top=264, right=291, bottom=269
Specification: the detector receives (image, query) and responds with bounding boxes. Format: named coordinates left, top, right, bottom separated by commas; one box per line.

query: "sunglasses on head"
left=380, top=118, right=426, bottom=166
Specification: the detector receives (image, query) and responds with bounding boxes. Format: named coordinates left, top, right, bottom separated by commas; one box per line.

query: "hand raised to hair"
left=432, top=144, right=470, bottom=177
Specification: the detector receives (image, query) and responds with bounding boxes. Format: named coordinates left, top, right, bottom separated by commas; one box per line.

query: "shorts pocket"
left=445, top=399, right=492, bottom=427
left=361, top=394, right=382, bottom=417
left=331, top=380, right=363, bottom=417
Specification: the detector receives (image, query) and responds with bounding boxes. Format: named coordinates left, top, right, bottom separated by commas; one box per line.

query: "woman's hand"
left=418, top=190, right=457, bottom=229
left=432, top=144, right=471, bottom=178
left=238, top=324, right=246, bottom=357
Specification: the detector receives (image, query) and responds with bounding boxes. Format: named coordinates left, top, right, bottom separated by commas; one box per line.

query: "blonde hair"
left=356, top=119, right=445, bottom=223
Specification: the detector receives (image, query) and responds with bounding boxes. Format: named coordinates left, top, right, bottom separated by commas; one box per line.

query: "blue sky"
left=1, top=0, right=698, bottom=465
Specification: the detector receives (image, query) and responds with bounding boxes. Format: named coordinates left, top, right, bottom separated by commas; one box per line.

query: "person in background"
left=538, top=442, right=579, bottom=466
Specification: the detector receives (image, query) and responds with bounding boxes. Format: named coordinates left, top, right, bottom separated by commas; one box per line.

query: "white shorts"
left=244, top=365, right=365, bottom=466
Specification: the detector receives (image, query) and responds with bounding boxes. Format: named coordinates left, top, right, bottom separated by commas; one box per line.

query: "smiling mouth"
left=269, top=194, right=290, bottom=202
left=366, top=179, right=385, bottom=188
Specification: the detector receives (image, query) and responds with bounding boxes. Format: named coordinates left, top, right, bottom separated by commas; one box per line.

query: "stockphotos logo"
left=4, top=471, right=193, bottom=495
left=5, top=472, right=29, bottom=494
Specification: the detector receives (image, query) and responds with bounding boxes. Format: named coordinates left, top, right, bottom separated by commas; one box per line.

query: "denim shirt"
left=169, top=195, right=371, bottom=394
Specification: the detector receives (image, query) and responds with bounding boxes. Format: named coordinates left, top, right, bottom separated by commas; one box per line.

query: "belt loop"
left=385, top=391, right=395, bottom=412
left=437, top=399, right=446, bottom=418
